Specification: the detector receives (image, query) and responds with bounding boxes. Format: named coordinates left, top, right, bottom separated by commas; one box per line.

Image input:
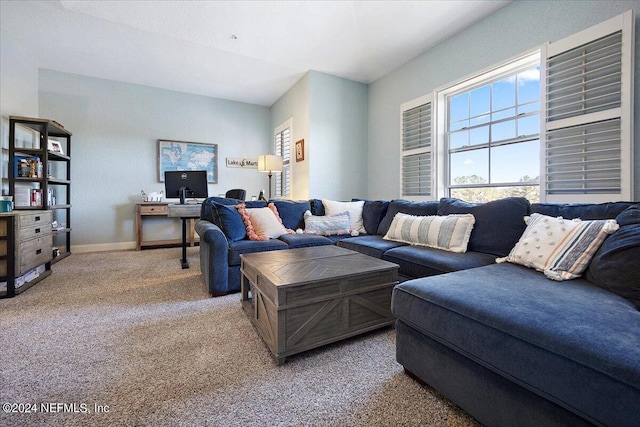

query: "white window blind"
left=274, top=125, right=291, bottom=198
left=401, top=95, right=433, bottom=198
left=543, top=10, right=634, bottom=201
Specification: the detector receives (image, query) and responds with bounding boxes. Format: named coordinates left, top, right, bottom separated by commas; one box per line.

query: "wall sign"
left=226, top=157, right=258, bottom=169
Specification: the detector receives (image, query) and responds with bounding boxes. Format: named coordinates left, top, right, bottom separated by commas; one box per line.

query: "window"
left=274, top=119, right=291, bottom=198
left=442, top=53, right=541, bottom=203
left=400, top=10, right=633, bottom=203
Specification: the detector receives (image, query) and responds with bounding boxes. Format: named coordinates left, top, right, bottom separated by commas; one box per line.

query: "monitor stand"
left=179, top=187, right=188, bottom=268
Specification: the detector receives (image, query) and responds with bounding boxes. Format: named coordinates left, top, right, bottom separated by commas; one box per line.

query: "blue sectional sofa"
left=195, top=196, right=640, bottom=425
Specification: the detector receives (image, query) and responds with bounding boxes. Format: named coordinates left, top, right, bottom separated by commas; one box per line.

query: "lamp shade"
left=257, top=154, right=283, bottom=173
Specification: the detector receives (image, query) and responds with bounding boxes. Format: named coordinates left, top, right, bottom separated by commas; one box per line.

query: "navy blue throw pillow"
left=352, top=199, right=389, bottom=235
left=438, top=197, right=530, bottom=257
left=586, top=204, right=640, bottom=309
left=209, top=201, right=247, bottom=242
left=377, top=199, right=439, bottom=235
left=271, top=200, right=311, bottom=230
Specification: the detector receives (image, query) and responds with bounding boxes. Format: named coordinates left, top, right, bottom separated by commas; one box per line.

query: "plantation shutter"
left=274, top=126, right=291, bottom=198
left=542, top=10, right=634, bottom=202
left=401, top=94, right=433, bottom=199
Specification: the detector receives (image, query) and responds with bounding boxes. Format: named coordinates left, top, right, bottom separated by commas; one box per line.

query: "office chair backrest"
left=225, top=189, right=246, bottom=201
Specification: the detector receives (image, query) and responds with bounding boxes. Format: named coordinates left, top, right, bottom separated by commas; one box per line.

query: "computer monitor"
left=164, top=170, right=208, bottom=204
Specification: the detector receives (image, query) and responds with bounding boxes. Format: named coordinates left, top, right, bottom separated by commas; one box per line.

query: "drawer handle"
left=35, top=216, right=41, bottom=221
left=35, top=228, right=40, bottom=234
left=36, top=249, right=42, bottom=255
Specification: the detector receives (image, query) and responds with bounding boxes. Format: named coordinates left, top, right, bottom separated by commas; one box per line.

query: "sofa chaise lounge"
left=195, top=196, right=640, bottom=426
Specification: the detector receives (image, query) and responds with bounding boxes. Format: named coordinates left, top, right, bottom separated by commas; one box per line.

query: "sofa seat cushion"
left=391, top=263, right=640, bottom=426
left=382, top=245, right=495, bottom=277
left=337, top=235, right=407, bottom=259
left=277, top=233, right=334, bottom=249
left=228, top=239, right=288, bottom=266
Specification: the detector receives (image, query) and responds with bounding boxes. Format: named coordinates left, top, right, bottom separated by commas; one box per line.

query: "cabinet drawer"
left=18, top=211, right=53, bottom=228
left=18, top=236, right=52, bottom=274
left=140, top=205, right=168, bottom=215
left=19, top=223, right=52, bottom=241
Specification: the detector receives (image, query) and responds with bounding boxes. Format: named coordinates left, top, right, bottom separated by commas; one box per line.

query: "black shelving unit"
left=8, top=116, right=72, bottom=262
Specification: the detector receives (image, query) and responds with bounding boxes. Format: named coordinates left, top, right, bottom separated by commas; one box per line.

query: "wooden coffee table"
left=240, top=245, right=399, bottom=364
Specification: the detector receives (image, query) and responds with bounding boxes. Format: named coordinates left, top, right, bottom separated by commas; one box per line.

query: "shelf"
left=51, top=252, right=71, bottom=264
left=47, top=178, right=71, bottom=185
left=50, top=204, right=71, bottom=210
left=9, top=116, right=72, bottom=138
left=14, top=177, right=43, bottom=183
left=53, top=227, right=71, bottom=235
left=48, top=151, right=70, bottom=161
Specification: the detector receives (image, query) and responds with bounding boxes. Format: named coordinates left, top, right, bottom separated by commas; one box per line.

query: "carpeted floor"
left=0, top=247, right=480, bottom=426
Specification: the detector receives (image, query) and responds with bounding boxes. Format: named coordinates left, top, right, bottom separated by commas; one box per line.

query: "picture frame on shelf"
left=295, top=139, right=304, bottom=162
left=157, top=139, right=218, bottom=183
left=48, top=140, right=64, bottom=154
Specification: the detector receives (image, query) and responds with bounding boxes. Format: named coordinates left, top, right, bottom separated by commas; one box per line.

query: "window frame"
left=436, top=50, right=542, bottom=201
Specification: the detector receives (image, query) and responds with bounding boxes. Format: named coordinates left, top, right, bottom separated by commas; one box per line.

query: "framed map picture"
left=158, top=139, right=218, bottom=183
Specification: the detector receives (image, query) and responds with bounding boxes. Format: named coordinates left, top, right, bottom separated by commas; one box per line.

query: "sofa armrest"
left=195, top=219, right=231, bottom=295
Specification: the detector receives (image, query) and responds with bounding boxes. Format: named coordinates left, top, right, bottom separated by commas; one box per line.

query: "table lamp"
left=257, top=154, right=283, bottom=199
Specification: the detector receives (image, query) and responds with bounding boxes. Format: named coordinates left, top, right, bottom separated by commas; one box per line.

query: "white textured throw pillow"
left=246, top=207, right=288, bottom=239
left=303, top=210, right=351, bottom=236
left=322, top=200, right=366, bottom=234
left=497, top=213, right=619, bottom=281
left=383, top=213, right=476, bottom=253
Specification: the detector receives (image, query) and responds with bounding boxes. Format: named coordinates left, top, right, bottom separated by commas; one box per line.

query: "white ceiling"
left=1, top=0, right=511, bottom=106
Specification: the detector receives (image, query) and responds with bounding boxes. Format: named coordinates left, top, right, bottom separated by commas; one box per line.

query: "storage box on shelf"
left=7, top=116, right=71, bottom=263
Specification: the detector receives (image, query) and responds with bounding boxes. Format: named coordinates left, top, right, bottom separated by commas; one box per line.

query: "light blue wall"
left=0, top=36, right=39, bottom=188
left=368, top=0, right=640, bottom=201
left=270, top=73, right=310, bottom=199
left=270, top=71, right=368, bottom=200
left=309, top=71, right=368, bottom=200
left=38, top=70, right=271, bottom=251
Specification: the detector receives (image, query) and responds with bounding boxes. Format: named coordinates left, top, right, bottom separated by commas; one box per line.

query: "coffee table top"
left=240, top=245, right=398, bottom=287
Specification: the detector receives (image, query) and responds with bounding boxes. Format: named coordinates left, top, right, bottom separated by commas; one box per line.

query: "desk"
left=167, top=203, right=201, bottom=269
left=135, top=203, right=198, bottom=251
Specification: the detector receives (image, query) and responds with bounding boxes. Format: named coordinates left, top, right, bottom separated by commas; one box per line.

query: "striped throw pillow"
left=498, top=213, right=619, bottom=281
left=383, top=213, right=475, bottom=253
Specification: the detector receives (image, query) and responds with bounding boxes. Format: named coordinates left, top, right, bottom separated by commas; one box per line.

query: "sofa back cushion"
left=585, top=204, right=640, bottom=309
left=352, top=199, right=389, bottom=235
left=531, top=201, right=636, bottom=220
left=377, top=200, right=439, bottom=236
left=438, top=197, right=530, bottom=257
left=270, top=200, right=311, bottom=230
left=202, top=200, right=248, bottom=242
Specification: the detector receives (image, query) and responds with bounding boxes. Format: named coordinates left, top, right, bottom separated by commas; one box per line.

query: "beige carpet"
left=0, top=247, right=480, bottom=427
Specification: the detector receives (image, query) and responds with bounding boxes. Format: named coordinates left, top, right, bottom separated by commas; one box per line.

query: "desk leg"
left=181, top=217, right=189, bottom=269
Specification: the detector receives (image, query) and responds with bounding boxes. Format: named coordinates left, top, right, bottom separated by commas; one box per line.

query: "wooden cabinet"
left=8, top=116, right=71, bottom=263
left=15, top=211, right=53, bottom=276
left=0, top=214, right=15, bottom=298
left=0, top=211, right=52, bottom=298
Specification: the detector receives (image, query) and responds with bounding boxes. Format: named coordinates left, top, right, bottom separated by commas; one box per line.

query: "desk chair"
left=225, top=189, right=246, bottom=201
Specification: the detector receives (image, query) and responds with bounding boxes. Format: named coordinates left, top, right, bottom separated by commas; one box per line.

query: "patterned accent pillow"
left=497, top=213, right=619, bottom=281
left=383, top=213, right=476, bottom=253
left=236, top=203, right=293, bottom=241
left=303, top=210, right=351, bottom=236
left=322, top=199, right=366, bottom=234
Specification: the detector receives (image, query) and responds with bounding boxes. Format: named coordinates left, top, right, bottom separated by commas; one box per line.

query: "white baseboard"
left=71, top=241, right=137, bottom=253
